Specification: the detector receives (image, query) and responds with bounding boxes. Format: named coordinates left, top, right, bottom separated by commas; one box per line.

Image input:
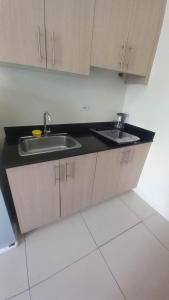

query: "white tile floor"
left=1, top=191, right=169, bottom=300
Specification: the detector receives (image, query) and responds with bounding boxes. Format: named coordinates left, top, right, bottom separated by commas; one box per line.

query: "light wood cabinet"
left=91, top=0, right=166, bottom=77
left=125, top=0, right=166, bottom=76
left=7, top=143, right=151, bottom=233
left=92, top=143, right=151, bottom=204
left=91, top=0, right=133, bottom=73
left=60, top=153, right=97, bottom=217
left=117, top=143, right=151, bottom=193
left=6, top=153, right=97, bottom=232
left=0, top=0, right=94, bottom=75
left=7, top=161, right=60, bottom=233
left=0, top=0, right=166, bottom=80
left=45, top=0, right=95, bottom=75
left=92, top=149, right=121, bottom=204
left=0, top=0, right=46, bottom=68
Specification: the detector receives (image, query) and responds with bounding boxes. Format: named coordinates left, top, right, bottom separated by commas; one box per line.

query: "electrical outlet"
left=81, top=105, right=90, bottom=111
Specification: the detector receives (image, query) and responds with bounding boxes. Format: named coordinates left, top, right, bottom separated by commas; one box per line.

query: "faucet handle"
left=46, top=128, right=51, bottom=135
left=44, top=111, right=52, bottom=122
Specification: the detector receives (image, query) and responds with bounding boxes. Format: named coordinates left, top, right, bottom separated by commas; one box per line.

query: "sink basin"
left=18, top=134, right=82, bottom=156
left=91, top=129, right=140, bottom=145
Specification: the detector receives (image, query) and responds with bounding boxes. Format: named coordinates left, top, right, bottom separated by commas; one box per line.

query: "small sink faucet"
left=43, top=112, right=52, bottom=136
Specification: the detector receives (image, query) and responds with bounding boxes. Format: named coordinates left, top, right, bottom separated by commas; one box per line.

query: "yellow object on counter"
left=32, top=129, right=42, bottom=138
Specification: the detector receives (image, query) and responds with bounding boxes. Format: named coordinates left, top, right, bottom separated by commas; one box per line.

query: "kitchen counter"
left=0, top=122, right=155, bottom=170
left=1, top=121, right=155, bottom=233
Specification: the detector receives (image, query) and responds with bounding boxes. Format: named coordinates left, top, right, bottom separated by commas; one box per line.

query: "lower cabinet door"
left=117, top=143, right=151, bottom=194
left=92, top=149, right=121, bottom=204
left=92, top=143, right=151, bottom=204
left=7, top=161, right=60, bottom=233
left=60, top=153, right=97, bottom=217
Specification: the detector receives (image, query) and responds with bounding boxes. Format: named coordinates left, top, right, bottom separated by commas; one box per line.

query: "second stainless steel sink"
left=91, top=129, right=140, bottom=144
left=19, top=134, right=82, bottom=156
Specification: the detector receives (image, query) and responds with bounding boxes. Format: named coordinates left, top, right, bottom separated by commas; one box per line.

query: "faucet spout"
left=43, top=112, right=52, bottom=136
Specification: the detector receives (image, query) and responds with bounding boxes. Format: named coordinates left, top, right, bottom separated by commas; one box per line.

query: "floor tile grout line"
left=98, top=221, right=142, bottom=249
left=24, top=236, right=32, bottom=300
left=142, top=222, right=169, bottom=254
left=81, top=210, right=142, bottom=249
left=80, top=209, right=143, bottom=250
left=7, top=200, right=160, bottom=299
left=30, top=248, right=97, bottom=290
left=5, top=289, right=30, bottom=300
left=80, top=212, right=98, bottom=247
left=119, top=197, right=143, bottom=221
left=120, top=195, right=169, bottom=253
left=98, top=248, right=127, bottom=300
left=6, top=209, right=142, bottom=299
left=141, top=212, right=157, bottom=221
left=80, top=212, right=127, bottom=300
left=120, top=196, right=157, bottom=222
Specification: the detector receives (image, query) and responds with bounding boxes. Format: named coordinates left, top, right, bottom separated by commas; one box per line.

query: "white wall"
left=123, top=2, right=169, bottom=220
left=0, top=66, right=126, bottom=133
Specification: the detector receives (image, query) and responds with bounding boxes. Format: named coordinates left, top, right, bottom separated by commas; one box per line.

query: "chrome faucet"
left=43, top=112, right=52, bottom=136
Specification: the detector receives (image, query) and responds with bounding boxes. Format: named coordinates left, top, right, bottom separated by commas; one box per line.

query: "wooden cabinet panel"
left=92, top=143, right=151, bottom=204
left=92, top=0, right=166, bottom=79
left=45, top=0, right=95, bottom=75
left=6, top=143, right=151, bottom=233
left=91, top=0, right=133, bottom=72
left=92, top=149, right=121, bottom=204
left=0, top=0, right=46, bottom=67
left=60, top=153, right=97, bottom=217
left=7, top=161, right=60, bottom=233
left=125, top=0, right=166, bottom=76
left=117, top=143, right=151, bottom=194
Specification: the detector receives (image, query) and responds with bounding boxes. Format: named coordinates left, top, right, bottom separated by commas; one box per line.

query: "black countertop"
left=0, top=122, right=155, bottom=170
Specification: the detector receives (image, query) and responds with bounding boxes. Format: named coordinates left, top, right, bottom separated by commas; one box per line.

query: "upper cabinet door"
left=91, top=0, right=133, bottom=72
left=45, top=0, right=95, bottom=75
left=125, top=0, right=166, bottom=76
left=0, top=0, right=46, bottom=67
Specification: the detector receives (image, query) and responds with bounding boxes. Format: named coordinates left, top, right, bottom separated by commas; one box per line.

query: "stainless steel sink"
left=18, top=134, right=82, bottom=156
left=91, top=129, right=140, bottom=145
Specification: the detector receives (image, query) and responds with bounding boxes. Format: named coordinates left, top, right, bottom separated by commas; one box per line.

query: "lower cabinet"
left=92, top=143, right=151, bottom=204
left=60, top=153, right=97, bottom=217
left=116, top=143, right=151, bottom=194
left=6, top=143, right=151, bottom=233
left=6, top=153, right=97, bottom=233
left=92, top=148, right=121, bottom=204
left=6, top=161, right=60, bottom=233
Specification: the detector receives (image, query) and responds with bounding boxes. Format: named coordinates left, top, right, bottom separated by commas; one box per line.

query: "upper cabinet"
left=125, top=0, right=166, bottom=76
left=0, top=0, right=46, bottom=68
left=0, top=0, right=166, bottom=81
left=0, top=0, right=94, bottom=75
left=91, top=0, right=166, bottom=78
left=45, top=0, right=95, bottom=74
left=91, top=0, right=133, bottom=73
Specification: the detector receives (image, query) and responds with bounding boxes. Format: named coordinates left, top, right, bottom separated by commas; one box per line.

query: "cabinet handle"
left=120, top=44, right=125, bottom=71
left=121, top=150, right=131, bottom=164
left=65, top=162, right=72, bottom=181
left=52, top=32, right=55, bottom=65
left=128, top=149, right=134, bottom=163
left=54, top=165, right=60, bottom=184
left=120, top=42, right=127, bottom=71
left=125, top=45, right=133, bottom=70
left=37, top=27, right=42, bottom=62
